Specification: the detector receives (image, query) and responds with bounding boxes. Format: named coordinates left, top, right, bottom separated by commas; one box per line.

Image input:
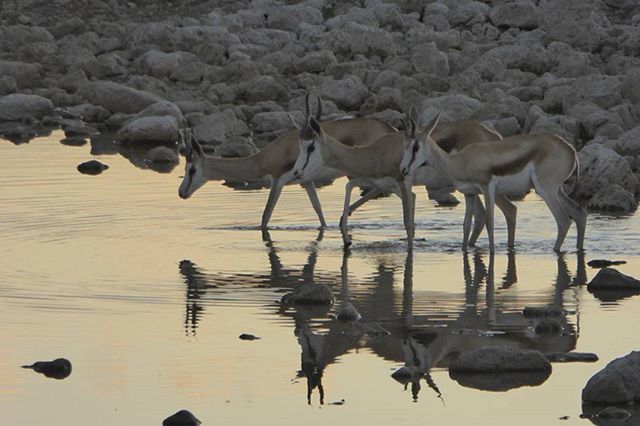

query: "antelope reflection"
left=178, top=236, right=586, bottom=400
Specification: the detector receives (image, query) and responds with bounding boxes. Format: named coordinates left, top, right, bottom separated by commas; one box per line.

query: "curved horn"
left=316, top=95, right=322, bottom=120
left=305, top=93, right=310, bottom=118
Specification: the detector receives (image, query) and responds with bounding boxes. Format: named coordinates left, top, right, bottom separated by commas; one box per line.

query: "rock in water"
left=239, top=333, right=260, bottom=340
left=335, top=302, right=361, bottom=321
left=77, top=160, right=109, bottom=175
left=281, top=283, right=334, bottom=305
left=544, top=352, right=599, bottom=363
left=588, top=259, right=627, bottom=268
left=163, top=410, right=201, bottom=426
left=450, top=347, right=552, bottom=372
left=582, top=351, right=640, bottom=404
left=587, top=268, right=640, bottom=290
left=22, top=358, right=72, bottom=379
left=523, top=305, right=564, bottom=317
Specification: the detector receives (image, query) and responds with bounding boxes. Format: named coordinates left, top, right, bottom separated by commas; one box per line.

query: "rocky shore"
left=1, top=0, right=640, bottom=211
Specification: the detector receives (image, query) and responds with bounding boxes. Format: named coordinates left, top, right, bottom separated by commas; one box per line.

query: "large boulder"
left=489, top=0, right=539, bottom=29
left=411, top=42, right=450, bottom=77
left=117, top=116, right=179, bottom=144
left=234, top=76, right=287, bottom=103
left=0, top=94, right=53, bottom=121
left=135, top=101, right=184, bottom=125
left=76, top=81, right=162, bottom=115
left=0, top=60, right=43, bottom=88
left=483, top=42, right=551, bottom=75
left=586, top=184, right=637, bottom=213
left=450, top=347, right=552, bottom=372
left=562, top=75, right=623, bottom=112
left=576, top=144, right=639, bottom=201
left=135, top=49, right=197, bottom=79
left=191, top=110, right=250, bottom=145
left=610, top=125, right=640, bottom=156
left=588, top=268, right=640, bottom=291
left=281, top=283, right=334, bottom=305
left=317, top=76, right=369, bottom=111
left=0, top=25, right=54, bottom=50
left=538, top=0, right=607, bottom=52
left=583, top=351, right=640, bottom=404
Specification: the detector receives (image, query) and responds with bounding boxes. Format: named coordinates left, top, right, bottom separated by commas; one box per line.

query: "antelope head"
left=178, top=128, right=207, bottom=199
left=399, top=109, right=440, bottom=178
left=292, top=94, right=323, bottom=180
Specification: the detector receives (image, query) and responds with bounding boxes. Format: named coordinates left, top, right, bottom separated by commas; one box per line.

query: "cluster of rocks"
left=2, top=0, right=640, bottom=210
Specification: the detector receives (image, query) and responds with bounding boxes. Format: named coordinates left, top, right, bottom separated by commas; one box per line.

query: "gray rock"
left=66, top=104, right=110, bottom=123
left=0, top=122, right=38, bottom=144
left=281, top=283, right=334, bottom=305
left=295, top=50, right=338, bottom=74
left=411, top=42, right=449, bottom=77
left=538, top=0, right=607, bottom=52
left=621, top=68, right=640, bottom=104
left=335, top=302, right=361, bottom=321
left=147, top=146, right=179, bottom=165
left=483, top=42, right=551, bottom=75
left=135, top=49, right=197, bottom=79
left=582, top=351, right=640, bottom=404
left=48, top=17, right=87, bottom=39
left=0, top=25, right=54, bottom=50
left=588, top=268, right=640, bottom=290
left=234, top=75, right=287, bottom=103
left=563, top=75, right=623, bottom=112
left=117, top=116, right=179, bottom=144
left=448, top=1, right=490, bottom=26
left=0, top=60, right=43, bottom=89
left=489, top=0, right=538, bottom=29
left=420, top=94, right=484, bottom=122
left=77, top=81, right=161, bottom=115
left=587, top=184, right=637, bottom=213
left=192, top=110, right=249, bottom=145
left=524, top=106, right=580, bottom=144
left=77, top=160, right=109, bottom=175
left=0, top=75, right=18, bottom=96
left=450, top=347, right=551, bottom=372
left=523, top=306, right=564, bottom=317
left=60, top=136, right=87, bottom=147
left=576, top=144, right=639, bottom=201
left=215, top=136, right=257, bottom=158
left=534, top=318, right=563, bottom=335
left=135, top=101, right=184, bottom=125
left=596, top=406, right=632, bottom=420
left=323, top=22, right=396, bottom=58
left=0, top=94, right=53, bottom=121
left=251, top=111, right=301, bottom=135
left=484, top=116, right=521, bottom=137
left=544, top=352, right=598, bottom=363
left=610, top=126, right=640, bottom=156
left=317, top=76, right=369, bottom=111
left=266, top=4, right=323, bottom=32
left=163, top=409, right=201, bottom=426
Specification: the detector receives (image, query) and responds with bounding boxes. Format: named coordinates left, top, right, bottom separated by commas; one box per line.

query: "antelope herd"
left=179, top=94, right=587, bottom=254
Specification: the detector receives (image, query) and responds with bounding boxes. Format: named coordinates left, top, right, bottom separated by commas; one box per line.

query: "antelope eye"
left=307, top=144, right=315, bottom=154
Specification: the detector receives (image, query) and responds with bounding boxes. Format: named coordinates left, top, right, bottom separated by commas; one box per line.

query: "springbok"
left=178, top=104, right=394, bottom=231
left=399, top=114, right=587, bottom=253
left=292, top=102, right=516, bottom=249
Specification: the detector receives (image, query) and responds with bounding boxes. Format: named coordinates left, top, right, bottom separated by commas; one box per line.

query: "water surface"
left=1, top=132, right=640, bottom=425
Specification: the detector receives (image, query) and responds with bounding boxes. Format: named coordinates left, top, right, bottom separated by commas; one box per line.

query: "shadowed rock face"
left=588, top=268, right=640, bottom=302
left=582, top=351, right=640, bottom=405
left=162, top=409, right=201, bottom=426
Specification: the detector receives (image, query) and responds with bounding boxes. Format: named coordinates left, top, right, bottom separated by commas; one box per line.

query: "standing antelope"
left=178, top=101, right=394, bottom=231
left=292, top=100, right=517, bottom=249
left=399, top=114, right=587, bottom=253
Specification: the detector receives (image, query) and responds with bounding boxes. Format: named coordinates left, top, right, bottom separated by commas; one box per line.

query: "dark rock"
left=335, top=302, right=361, bottom=322
left=450, top=347, right=551, bottom=372
left=588, top=268, right=640, bottom=290
left=281, top=283, right=334, bottom=305
left=545, top=352, right=599, bottom=363
left=450, top=370, right=551, bottom=392
left=147, top=146, right=179, bottom=164
left=60, top=136, right=87, bottom=146
left=588, top=259, right=627, bottom=268
left=239, top=333, right=260, bottom=340
left=523, top=305, right=564, bottom=317
left=534, top=318, right=563, bottom=336
left=76, top=80, right=161, bottom=115
left=587, top=184, right=638, bottom=213
left=77, top=160, right=109, bottom=175
left=22, top=358, right=72, bottom=379
left=582, top=351, right=640, bottom=404
left=163, top=409, right=201, bottom=426
left=596, top=406, right=631, bottom=420
left=0, top=94, right=54, bottom=122
left=0, top=122, right=38, bottom=144
left=117, top=116, right=179, bottom=144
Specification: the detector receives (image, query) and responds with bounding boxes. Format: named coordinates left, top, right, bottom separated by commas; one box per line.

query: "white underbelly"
left=493, top=164, right=533, bottom=196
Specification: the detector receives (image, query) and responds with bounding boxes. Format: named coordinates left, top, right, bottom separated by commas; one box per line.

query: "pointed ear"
left=288, top=113, right=301, bottom=129
left=420, top=112, right=441, bottom=140
left=315, top=95, right=322, bottom=120
left=309, top=116, right=322, bottom=136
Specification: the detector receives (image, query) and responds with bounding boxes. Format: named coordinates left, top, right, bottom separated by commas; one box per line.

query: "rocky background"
left=1, top=0, right=640, bottom=211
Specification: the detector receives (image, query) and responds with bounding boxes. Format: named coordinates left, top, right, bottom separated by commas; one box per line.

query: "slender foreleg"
left=496, top=195, right=518, bottom=248
left=468, top=195, right=486, bottom=247
left=261, top=176, right=285, bottom=229
left=302, top=182, right=327, bottom=229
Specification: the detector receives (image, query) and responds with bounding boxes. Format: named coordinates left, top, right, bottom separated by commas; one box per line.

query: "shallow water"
left=1, top=131, right=640, bottom=425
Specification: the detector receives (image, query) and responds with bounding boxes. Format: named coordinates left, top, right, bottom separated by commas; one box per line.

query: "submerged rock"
left=22, top=358, right=72, bottom=379
left=77, top=160, right=109, bottom=175
left=582, top=351, right=640, bottom=404
left=163, top=410, right=201, bottom=426
left=335, top=302, right=361, bottom=322
left=146, top=146, right=179, bottom=164
left=534, top=318, right=563, bottom=336
left=588, top=268, right=640, bottom=290
left=450, top=370, right=551, bottom=392
left=281, top=283, right=334, bottom=305
left=0, top=121, right=38, bottom=144
left=239, top=333, right=260, bottom=340
left=588, top=259, right=627, bottom=268
left=450, top=347, right=551, bottom=372
left=523, top=305, right=564, bottom=317
left=545, top=352, right=599, bottom=363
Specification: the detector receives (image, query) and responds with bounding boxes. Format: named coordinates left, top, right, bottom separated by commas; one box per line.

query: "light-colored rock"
left=234, top=75, right=287, bottom=103
left=135, top=101, right=184, bottom=125
left=135, top=49, right=197, bottom=79
left=489, top=0, right=538, bottom=29
left=215, top=136, right=257, bottom=158
left=251, top=111, right=301, bottom=134
left=576, top=143, right=640, bottom=200
left=266, top=4, right=323, bottom=32
left=295, top=50, right=338, bottom=74
left=562, top=75, right=622, bottom=112
left=420, top=94, right=484, bottom=122
left=76, top=81, right=162, bottom=115
left=191, top=109, right=250, bottom=145
left=323, top=22, right=396, bottom=58
left=117, top=116, right=179, bottom=144
left=411, top=42, right=449, bottom=77
left=538, top=0, right=607, bottom=52
left=582, top=351, right=640, bottom=404
left=0, top=94, right=53, bottom=121
left=587, top=184, right=637, bottom=213
left=317, top=76, right=369, bottom=111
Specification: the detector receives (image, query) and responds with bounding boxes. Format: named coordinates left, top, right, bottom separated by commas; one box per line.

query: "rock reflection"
left=177, top=237, right=588, bottom=400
